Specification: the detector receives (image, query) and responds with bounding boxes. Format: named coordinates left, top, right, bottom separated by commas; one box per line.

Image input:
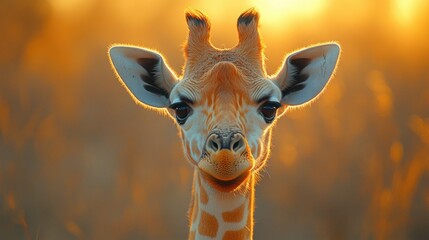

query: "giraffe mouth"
left=200, top=169, right=250, bottom=192
left=198, top=147, right=254, bottom=192
left=198, top=147, right=255, bottom=192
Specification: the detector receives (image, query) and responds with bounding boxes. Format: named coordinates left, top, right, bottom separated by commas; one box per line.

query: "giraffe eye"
left=170, top=102, right=192, bottom=125
left=259, top=101, right=281, bottom=123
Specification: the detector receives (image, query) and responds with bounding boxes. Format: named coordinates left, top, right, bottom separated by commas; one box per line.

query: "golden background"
left=1, top=0, right=428, bottom=239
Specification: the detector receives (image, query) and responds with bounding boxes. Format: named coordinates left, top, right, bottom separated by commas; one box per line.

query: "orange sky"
left=1, top=0, right=429, bottom=239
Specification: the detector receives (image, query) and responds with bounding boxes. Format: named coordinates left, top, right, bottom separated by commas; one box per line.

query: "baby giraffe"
left=109, top=9, right=340, bottom=240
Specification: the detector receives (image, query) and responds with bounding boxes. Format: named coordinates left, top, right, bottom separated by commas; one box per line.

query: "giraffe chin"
left=198, top=149, right=254, bottom=192
left=199, top=169, right=251, bottom=192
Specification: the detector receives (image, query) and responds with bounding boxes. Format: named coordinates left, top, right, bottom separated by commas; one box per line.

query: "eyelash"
left=169, top=102, right=192, bottom=125
left=169, top=100, right=281, bottom=125
left=259, top=101, right=281, bottom=123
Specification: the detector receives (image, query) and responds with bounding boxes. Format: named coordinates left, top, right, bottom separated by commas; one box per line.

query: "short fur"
left=109, top=8, right=340, bottom=240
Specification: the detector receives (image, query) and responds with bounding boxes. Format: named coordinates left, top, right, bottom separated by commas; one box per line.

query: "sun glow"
left=251, top=0, right=324, bottom=28
left=48, top=0, right=91, bottom=18
left=3, top=0, right=429, bottom=239
left=394, top=0, right=421, bottom=26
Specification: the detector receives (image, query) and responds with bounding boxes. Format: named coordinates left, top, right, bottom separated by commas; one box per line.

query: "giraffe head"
left=109, top=9, right=340, bottom=192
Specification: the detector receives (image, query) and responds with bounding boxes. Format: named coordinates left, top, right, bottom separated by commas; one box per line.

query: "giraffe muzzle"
left=198, top=132, right=254, bottom=190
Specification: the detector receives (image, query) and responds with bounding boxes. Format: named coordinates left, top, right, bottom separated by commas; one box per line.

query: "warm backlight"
left=251, top=0, right=324, bottom=27
left=1, top=0, right=429, bottom=239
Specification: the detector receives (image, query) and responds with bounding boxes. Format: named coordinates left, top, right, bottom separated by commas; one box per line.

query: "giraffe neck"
left=188, top=168, right=255, bottom=240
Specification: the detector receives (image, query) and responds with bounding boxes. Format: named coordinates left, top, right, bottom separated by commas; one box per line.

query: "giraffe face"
left=109, top=9, right=340, bottom=192
left=168, top=60, right=282, bottom=190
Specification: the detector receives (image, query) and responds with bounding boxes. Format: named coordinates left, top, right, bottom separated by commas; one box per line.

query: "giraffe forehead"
left=173, top=61, right=274, bottom=105
left=184, top=48, right=264, bottom=80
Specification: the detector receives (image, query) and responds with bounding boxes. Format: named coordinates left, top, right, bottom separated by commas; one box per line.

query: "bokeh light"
left=1, top=0, right=428, bottom=239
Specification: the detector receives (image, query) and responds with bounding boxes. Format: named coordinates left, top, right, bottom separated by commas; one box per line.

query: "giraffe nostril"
left=233, top=141, right=239, bottom=150
left=211, top=141, right=219, bottom=151
left=206, top=134, right=221, bottom=152
left=231, top=134, right=245, bottom=153
left=206, top=132, right=245, bottom=153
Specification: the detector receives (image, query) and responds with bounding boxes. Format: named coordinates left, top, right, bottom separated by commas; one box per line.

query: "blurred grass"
left=1, top=0, right=428, bottom=239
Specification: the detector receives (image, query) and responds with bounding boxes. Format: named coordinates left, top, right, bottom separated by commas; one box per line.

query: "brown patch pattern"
left=222, top=228, right=249, bottom=240
left=222, top=203, right=245, bottom=222
left=198, top=211, right=218, bottom=237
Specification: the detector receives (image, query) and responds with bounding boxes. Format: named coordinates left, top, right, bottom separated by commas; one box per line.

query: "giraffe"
left=109, top=9, right=340, bottom=240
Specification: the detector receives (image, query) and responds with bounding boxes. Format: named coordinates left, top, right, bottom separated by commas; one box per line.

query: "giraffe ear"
left=273, top=43, right=340, bottom=106
left=109, top=45, right=178, bottom=108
